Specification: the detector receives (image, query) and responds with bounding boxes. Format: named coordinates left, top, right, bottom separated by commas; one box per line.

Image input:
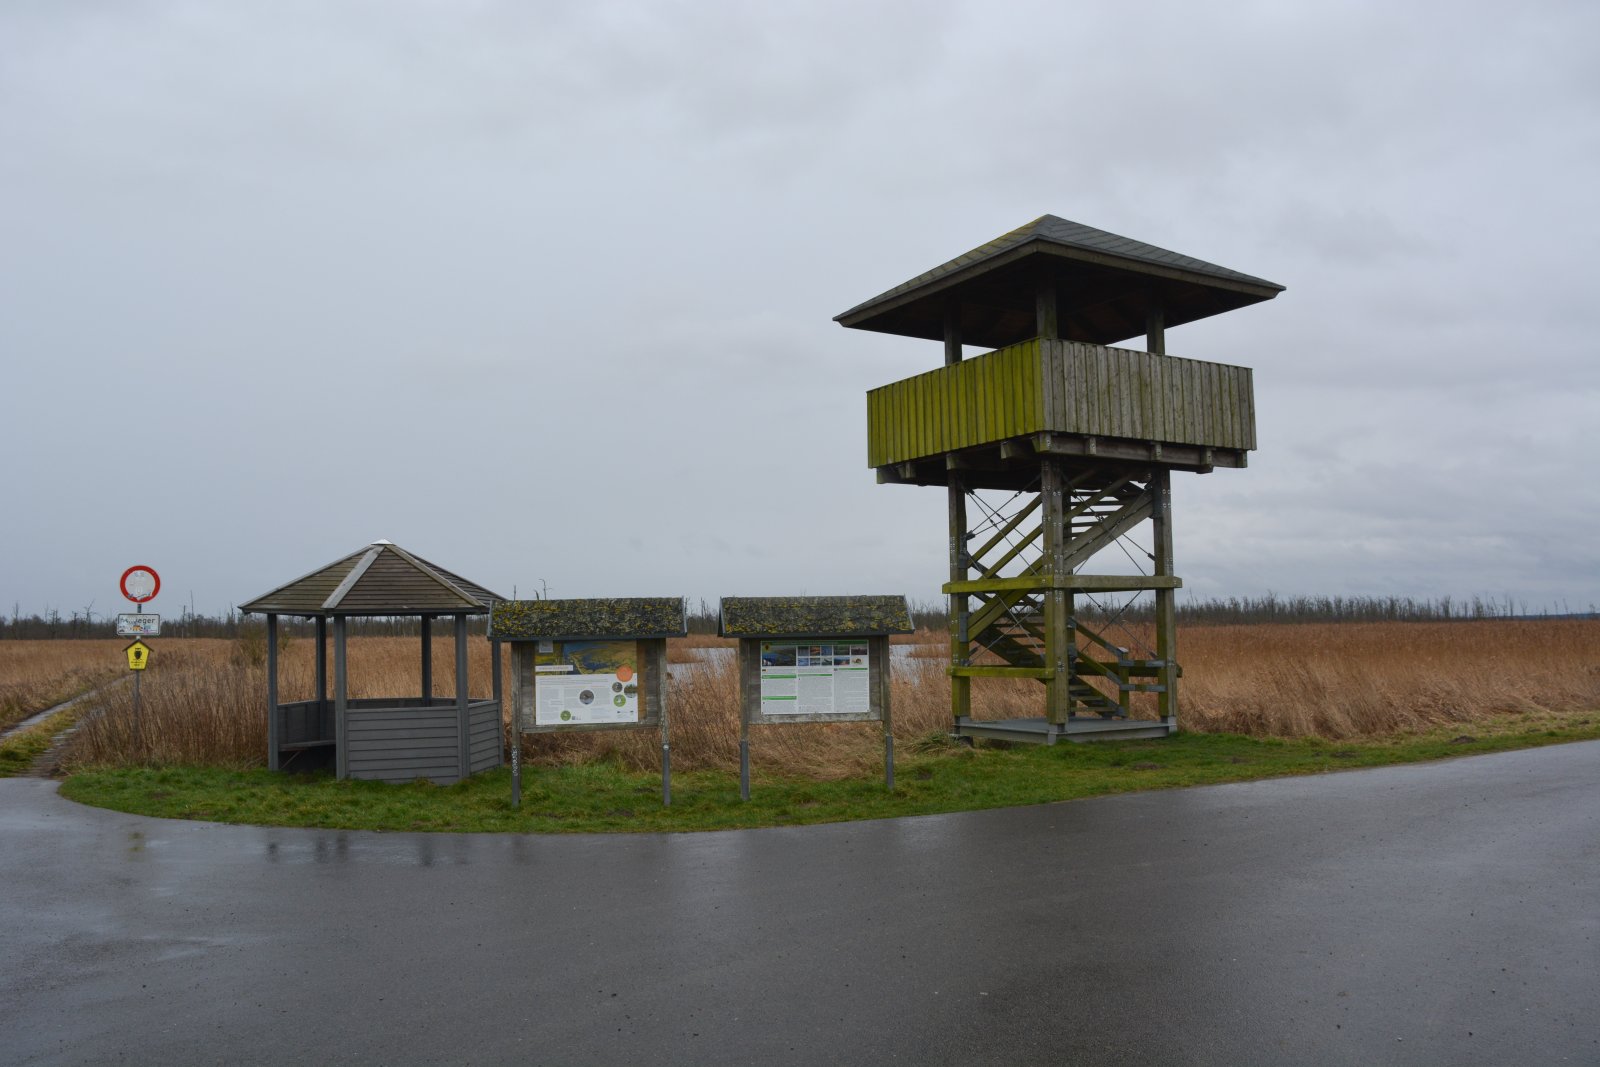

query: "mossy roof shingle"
left=719, top=596, right=913, bottom=638
left=490, top=598, right=687, bottom=641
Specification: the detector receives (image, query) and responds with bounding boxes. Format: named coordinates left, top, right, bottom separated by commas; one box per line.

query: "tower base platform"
left=952, top=715, right=1176, bottom=744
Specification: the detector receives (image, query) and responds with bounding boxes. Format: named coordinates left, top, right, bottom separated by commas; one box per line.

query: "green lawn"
left=57, top=715, right=1600, bottom=834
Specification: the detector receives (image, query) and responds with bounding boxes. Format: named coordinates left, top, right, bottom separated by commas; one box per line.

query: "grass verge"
left=56, top=712, right=1600, bottom=833
left=0, top=704, right=92, bottom=778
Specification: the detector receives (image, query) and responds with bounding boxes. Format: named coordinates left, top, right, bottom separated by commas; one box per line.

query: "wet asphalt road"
left=2, top=743, right=1598, bottom=1066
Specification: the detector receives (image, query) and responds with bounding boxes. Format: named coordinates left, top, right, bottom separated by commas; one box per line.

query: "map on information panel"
left=533, top=640, right=641, bottom=726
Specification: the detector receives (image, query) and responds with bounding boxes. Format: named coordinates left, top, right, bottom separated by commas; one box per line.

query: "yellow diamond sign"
left=125, top=640, right=151, bottom=671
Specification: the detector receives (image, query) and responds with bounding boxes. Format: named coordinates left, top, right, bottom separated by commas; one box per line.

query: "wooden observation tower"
left=838, top=216, right=1283, bottom=742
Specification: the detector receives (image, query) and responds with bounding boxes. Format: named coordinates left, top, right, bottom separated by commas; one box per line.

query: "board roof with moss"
left=718, top=596, right=914, bottom=638
left=490, top=598, right=687, bottom=641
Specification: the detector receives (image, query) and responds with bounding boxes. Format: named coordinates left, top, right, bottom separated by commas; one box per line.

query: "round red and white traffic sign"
left=120, top=565, right=160, bottom=604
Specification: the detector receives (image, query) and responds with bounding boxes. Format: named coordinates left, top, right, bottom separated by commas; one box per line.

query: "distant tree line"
left=3, top=593, right=1593, bottom=641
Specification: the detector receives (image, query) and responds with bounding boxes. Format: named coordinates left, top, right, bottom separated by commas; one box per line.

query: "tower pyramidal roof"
left=836, top=214, right=1284, bottom=349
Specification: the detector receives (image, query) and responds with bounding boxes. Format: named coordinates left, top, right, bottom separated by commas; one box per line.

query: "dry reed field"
left=52, top=619, right=1600, bottom=776
left=0, top=640, right=123, bottom=733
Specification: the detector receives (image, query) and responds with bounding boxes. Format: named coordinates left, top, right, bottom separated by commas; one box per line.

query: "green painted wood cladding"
left=866, top=339, right=1256, bottom=468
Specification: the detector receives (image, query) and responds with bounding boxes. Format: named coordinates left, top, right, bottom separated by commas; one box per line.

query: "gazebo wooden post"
left=266, top=613, right=280, bottom=771
left=334, top=615, right=349, bottom=780
left=454, top=614, right=469, bottom=781
left=314, top=616, right=328, bottom=721
left=420, top=614, right=433, bottom=705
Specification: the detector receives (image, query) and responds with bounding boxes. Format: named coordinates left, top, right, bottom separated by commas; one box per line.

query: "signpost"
left=120, top=565, right=160, bottom=744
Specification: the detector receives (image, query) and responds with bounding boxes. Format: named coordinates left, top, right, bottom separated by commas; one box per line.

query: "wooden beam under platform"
left=874, top=434, right=1244, bottom=489
left=943, top=574, right=1183, bottom=594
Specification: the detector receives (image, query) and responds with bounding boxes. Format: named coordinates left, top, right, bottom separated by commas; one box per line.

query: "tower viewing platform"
left=840, top=215, right=1283, bottom=742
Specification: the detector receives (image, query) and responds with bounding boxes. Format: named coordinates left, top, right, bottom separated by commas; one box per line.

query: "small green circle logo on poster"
left=560, top=710, right=572, bottom=721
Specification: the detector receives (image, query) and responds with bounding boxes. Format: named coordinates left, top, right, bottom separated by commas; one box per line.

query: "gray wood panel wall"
left=346, top=705, right=467, bottom=784
left=1042, top=341, right=1256, bottom=451
left=468, top=704, right=501, bottom=774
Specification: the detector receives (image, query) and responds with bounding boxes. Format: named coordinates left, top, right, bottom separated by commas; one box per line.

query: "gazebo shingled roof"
left=239, top=540, right=503, bottom=617
left=834, top=214, right=1285, bottom=350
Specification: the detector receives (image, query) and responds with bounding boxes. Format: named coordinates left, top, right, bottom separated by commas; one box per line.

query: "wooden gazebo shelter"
left=239, top=540, right=506, bottom=783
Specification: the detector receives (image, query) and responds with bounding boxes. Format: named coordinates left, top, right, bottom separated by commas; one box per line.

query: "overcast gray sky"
left=3, top=0, right=1597, bottom=620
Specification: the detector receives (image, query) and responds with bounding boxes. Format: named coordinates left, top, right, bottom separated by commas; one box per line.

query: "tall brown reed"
left=57, top=619, right=1600, bottom=773
left=0, top=640, right=123, bottom=732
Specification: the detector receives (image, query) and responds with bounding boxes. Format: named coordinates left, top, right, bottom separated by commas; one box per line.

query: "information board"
left=533, top=640, right=642, bottom=726
left=758, top=640, right=871, bottom=717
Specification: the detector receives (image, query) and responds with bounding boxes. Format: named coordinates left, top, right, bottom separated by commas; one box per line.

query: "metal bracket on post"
left=884, top=727, right=895, bottom=791
left=661, top=741, right=671, bottom=807
left=739, top=738, right=751, bottom=801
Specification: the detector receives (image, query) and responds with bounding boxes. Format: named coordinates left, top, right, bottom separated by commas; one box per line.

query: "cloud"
left=2, top=0, right=1597, bottom=616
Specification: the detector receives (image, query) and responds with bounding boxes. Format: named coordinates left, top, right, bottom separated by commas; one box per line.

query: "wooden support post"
left=1146, top=303, right=1166, bottom=356
left=491, top=637, right=504, bottom=768
left=314, top=615, right=327, bottom=730
left=872, top=634, right=894, bottom=790
left=1041, top=459, right=1073, bottom=723
left=266, top=613, right=280, bottom=771
left=420, top=615, right=433, bottom=705
left=654, top=640, right=671, bottom=807
left=1152, top=468, right=1178, bottom=723
left=943, top=304, right=963, bottom=366
left=510, top=644, right=527, bottom=807
left=948, top=475, right=970, bottom=725
left=454, top=614, right=469, bottom=782
left=739, top=637, right=756, bottom=800
left=1035, top=276, right=1061, bottom=340
left=333, top=615, right=348, bottom=780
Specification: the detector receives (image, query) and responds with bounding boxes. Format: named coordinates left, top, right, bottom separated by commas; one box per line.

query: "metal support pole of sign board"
left=739, top=734, right=750, bottom=802
left=133, top=670, right=142, bottom=753
left=661, top=739, right=671, bottom=807
left=884, top=727, right=894, bottom=792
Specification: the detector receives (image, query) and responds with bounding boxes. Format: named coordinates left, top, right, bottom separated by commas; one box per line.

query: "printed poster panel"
left=759, top=641, right=871, bottom=717
left=534, top=640, right=642, bottom=726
